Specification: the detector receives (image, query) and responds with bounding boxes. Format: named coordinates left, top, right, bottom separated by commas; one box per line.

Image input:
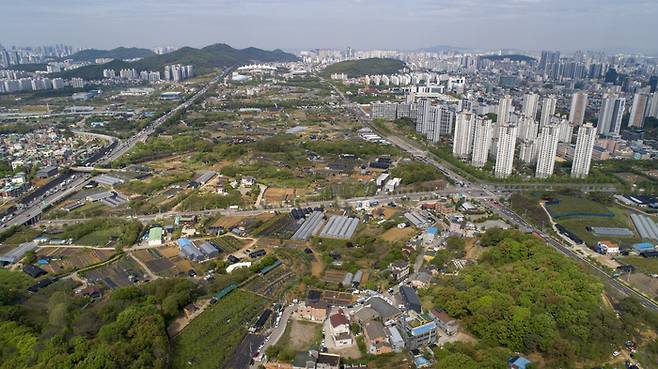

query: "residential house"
left=328, top=310, right=352, bottom=346
left=363, top=320, right=392, bottom=355
left=352, top=306, right=379, bottom=325
left=297, top=301, right=328, bottom=322
left=431, top=309, right=459, bottom=336
left=389, top=261, right=410, bottom=281
left=387, top=326, right=405, bottom=352
left=366, top=297, right=402, bottom=324
left=596, top=240, right=620, bottom=256
left=398, top=285, right=422, bottom=313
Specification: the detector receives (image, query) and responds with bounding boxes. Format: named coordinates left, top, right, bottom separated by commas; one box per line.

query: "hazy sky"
left=2, top=0, right=658, bottom=53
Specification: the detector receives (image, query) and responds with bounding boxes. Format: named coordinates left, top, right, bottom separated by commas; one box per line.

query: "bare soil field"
left=381, top=227, right=415, bottom=242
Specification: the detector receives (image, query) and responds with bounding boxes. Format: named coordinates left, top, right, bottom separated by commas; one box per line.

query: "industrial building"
left=93, top=174, right=124, bottom=186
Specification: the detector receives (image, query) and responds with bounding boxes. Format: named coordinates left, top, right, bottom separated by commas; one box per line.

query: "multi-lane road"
left=324, top=77, right=658, bottom=313
left=0, top=69, right=229, bottom=231
left=40, top=188, right=492, bottom=227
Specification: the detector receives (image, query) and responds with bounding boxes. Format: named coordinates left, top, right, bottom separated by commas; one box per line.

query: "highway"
left=0, top=69, right=230, bottom=231
left=324, top=77, right=658, bottom=313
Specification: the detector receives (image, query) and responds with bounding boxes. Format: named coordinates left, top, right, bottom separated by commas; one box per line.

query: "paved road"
left=252, top=303, right=295, bottom=368
left=39, top=188, right=493, bottom=226
left=324, top=77, right=658, bottom=314
left=1, top=69, right=230, bottom=231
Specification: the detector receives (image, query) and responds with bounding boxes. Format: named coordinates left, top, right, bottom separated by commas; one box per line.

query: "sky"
left=2, top=0, right=658, bottom=54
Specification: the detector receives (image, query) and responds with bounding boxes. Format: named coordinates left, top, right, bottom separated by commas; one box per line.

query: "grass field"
left=558, top=209, right=641, bottom=247
left=622, top=256, right=658, bottom=275
left=210, top=235, right=247, bottom=253
left=277, top=319, right=323, bottom=352
left=170, top=289, right=267, bottom=369
left=0, top=226, right=40, bottom=245
left=545, top=195, right=612, bottom=219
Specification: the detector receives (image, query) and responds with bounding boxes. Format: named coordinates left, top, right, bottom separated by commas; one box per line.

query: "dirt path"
left=167, top=298, right=212, bottom=337
left=255, top=184, right=268, bottom=208
left=310, top=247, right=324, bottom=278
left=128, top=252, right=159, bottom=280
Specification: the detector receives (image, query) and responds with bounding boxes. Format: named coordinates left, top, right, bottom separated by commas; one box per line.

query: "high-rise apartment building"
left=535, top=125, right=560, bottom=178
left=568, top=91, right=587, bottom=125
left=571, top=123, right=597, bottom=178
left=597, top=94, right=625, bottom=135
left=471, top=117, right=493, bottom=168
left=494, top=124, right=518, bottom=178
left=522, top=93, right=539, bottom=119
left=628, top=92, right=649, bottom=128
left=540, top=96, right=557, bottom=127
left=452, top=112, right=476, bottom=158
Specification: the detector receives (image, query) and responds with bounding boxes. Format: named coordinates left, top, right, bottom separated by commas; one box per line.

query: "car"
left=612, top=351, right=621, bottom=357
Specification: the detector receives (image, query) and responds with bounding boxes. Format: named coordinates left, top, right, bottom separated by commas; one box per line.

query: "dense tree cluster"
left=390, top=161, right=443, bottom=185
left=0, top=274, right=195, bottom=369
left=425, top=230, right=623, bottom=367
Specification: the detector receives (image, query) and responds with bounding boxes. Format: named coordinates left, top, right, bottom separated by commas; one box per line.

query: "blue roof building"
left=508, top=355, right=531, bottom=369
left=177, top=238, right=204, bottom=261
left=632, top=242, right=655, bottom=252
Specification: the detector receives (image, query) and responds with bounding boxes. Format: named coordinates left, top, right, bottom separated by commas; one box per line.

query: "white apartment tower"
left=522, top=93, right=539, bottom=119
left=493, top=95, right=513, bottom=139
left=429, top=106, right=455, bottom=143
left=519, top=140, right=537, bottom=164
left=452, top=112, right=476, bottom=158
left=517, top=115, right=539, bottom=141
left=471, top=117, right=493, bottom=168
left=628, top=92, right=649, bottom=128
left=494, top=124, right=518, bottom=178
left=535, top=125, right=560, bottom=178
left=648, top=92, right=658, bottom=118
left=540, top=96, right=557, bottom=127
left=597, top=94, right=625, bottom=135
left=571, top=123, right=597, bottom=178
left=568, top=91, right=588, bottom=125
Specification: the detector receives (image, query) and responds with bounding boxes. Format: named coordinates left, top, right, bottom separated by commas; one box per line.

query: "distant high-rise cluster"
left=449, top=91, right=603, bottom=179
left=163, top=64, right=194, bottom=81
left=102, top=68, right=161, bottom=82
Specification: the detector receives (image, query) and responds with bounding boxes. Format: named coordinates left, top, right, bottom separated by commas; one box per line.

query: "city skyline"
left=3, top=0, right=658, bottom=54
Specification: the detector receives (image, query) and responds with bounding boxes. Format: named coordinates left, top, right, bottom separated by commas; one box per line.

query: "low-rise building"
left=431, top=309, right=459, bottom=335
left=398, top=311, right=440, bottom=350
left=595, top=240, right=620, bottom=256
left=363, top=320, right=392, bottom=355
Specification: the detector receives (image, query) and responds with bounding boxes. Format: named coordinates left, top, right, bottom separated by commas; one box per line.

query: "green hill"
left=321, top=58, right=405, bottom=78
left=480, top=54, right=536, bottom=63
left=68, top=47, right=156, bottom=61
left=58, top=43, right=298, bottom=80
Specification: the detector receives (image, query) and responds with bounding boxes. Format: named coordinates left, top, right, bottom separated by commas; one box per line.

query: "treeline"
left=0, top=275, right=196, bottom=369
left=424, top=229, right=626, bottom=367
left=390, top=161, right=443, bottom=185
left=60, top=218, right=143, bottom=248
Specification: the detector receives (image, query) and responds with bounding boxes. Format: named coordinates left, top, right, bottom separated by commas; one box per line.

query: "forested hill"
left=426, top=229, right=658, bottom=369
left=321, top=58, right=405, bottom=78
left=68, top=47, right=156, bottom=61
left=57, top=43, right=299, bottom=79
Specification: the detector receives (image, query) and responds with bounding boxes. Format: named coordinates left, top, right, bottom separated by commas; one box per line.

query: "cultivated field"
left=170, top=289, right=267, bottom=369
left=37, top=247, right=116, bottom=274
